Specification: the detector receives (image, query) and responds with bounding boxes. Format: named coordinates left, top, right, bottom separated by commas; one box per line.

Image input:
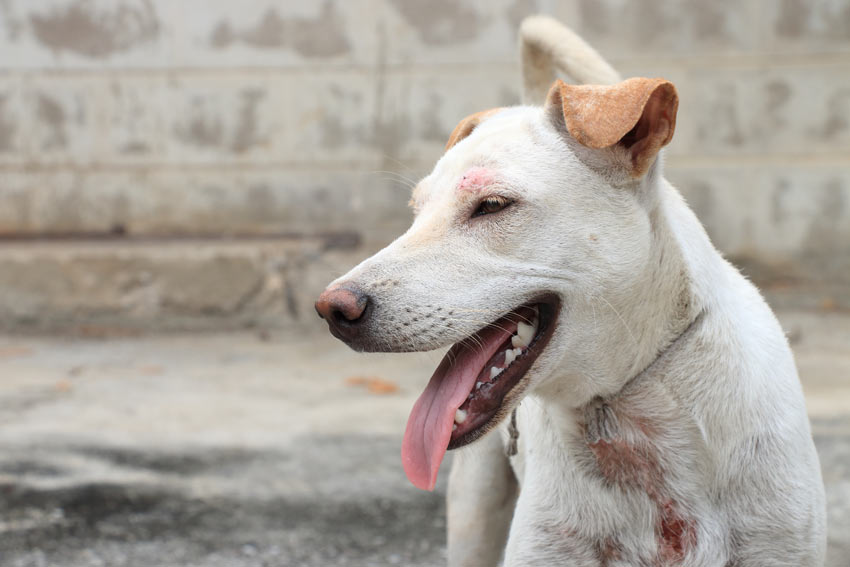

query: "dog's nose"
left=315, top=286, right=370, bottom=338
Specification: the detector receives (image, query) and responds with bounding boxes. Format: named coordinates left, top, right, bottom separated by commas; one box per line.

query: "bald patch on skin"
left=458, top=166, right=495, bottom=193
left=406, top=169, right=496, bottom=248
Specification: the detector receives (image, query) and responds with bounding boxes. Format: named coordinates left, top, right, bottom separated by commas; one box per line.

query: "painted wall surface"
left=0, top=0, right=847, bottom=328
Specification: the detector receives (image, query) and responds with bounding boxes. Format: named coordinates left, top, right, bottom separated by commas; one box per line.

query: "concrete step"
left=0, top=235, right=366, bottom=333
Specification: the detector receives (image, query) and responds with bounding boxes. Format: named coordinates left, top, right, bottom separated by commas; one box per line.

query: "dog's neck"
left=614, top=184, right=697, bottom=380
left=537, top=173, right=703, bottom=414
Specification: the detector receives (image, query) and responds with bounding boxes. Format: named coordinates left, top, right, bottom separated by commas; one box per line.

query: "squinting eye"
left=472, top=196, right=512, bottom=218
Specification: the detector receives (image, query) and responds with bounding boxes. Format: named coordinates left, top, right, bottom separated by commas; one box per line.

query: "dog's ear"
left=546, top=78, right=678, bottom=176
left=445, top=108, right=503, bottom=150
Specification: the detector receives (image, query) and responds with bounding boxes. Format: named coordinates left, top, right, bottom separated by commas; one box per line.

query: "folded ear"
left=445, top=108, right=503, bottom=150
left=546, top=78, right=678, bottom=177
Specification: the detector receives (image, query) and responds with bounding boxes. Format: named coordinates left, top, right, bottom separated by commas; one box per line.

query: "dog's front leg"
left=447, top=429, right=518, bottom=567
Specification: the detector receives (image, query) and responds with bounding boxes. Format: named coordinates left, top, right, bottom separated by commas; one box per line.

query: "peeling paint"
left=803, top=177, right=850, bottom=276
left=389, top=0, right=485, bottom=45
left=174, top=96, right=224, bottom=149
left=121, top=141, right=150, bottom=154
left=820, top=178, right=846, bottom=223
left=0, top=94, right=16, bottom=152
left=814, top=88, right=850, bottom=140
left=771, top=178, right=791, bottom=226
left=210, top=2, right=350, bottom=58
left=318, top=87, right=367, bottom=151
left=697, top=84, right=744, bottom=146
left=232, top=89, right=265, bottom=153
left=29, top=0, right=160, bottom=58
left=764, top=80, right=791, bottom=129
left=776, top=0, right=850, bottom=40
left=0, top=0, right=23, bottom=41
left=36, top=94, right=67, bottom=150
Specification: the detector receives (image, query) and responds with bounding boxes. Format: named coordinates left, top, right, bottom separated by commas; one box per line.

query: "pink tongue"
left=401, top=321, right=516, bottom=491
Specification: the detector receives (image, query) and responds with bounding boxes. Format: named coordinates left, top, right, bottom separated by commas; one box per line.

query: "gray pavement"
left=0, top=310, right=848, bottom=566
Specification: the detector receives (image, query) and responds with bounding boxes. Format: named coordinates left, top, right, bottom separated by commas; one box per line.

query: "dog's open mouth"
left=402, top=294, right=560, bottom=490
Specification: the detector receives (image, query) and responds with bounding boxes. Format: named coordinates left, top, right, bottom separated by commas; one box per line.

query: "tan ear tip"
left=653, top=79, right=679, bottom=104
left=445, top=108, right=505, bottom=151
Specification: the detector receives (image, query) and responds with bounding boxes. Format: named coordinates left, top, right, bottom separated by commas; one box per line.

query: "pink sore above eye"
left=457, top=166, right=495, bottom=193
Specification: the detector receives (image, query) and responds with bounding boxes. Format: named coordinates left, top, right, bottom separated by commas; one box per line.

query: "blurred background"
left=0, top=1, right=847, bottom=566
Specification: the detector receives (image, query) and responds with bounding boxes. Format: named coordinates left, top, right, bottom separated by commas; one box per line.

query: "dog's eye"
left=473, top=196, right=512, bottom=217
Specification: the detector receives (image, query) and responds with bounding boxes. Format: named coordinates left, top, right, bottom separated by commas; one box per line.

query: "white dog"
left=316, top=15, right=826, bottom=566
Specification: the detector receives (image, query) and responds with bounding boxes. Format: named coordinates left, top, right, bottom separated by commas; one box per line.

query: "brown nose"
left=315, top=286, right=370, bottom=339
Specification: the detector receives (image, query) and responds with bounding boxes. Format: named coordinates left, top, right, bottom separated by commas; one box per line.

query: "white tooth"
left=517, top=322, right=534, bottom=346
left=511, top=334, right=525, bottom=348
left=504, top=349, right=516, bottom=366
left=475, top=381, right=483, bottom=390
left=452, top=424, right=458, bottom=431
left=455, top=409, right=467, bottom=424
left=513, top=347, right=523, bottom=357
left=490, top=367, right=503, bottom=379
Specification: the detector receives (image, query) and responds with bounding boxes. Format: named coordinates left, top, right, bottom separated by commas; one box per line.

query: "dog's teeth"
left=513, top=347, right=523, bottom=357
left=490, top=367, right=503, bottom=379
left=455, top=409, right=467, bottom=424
left=452, top=424, right=458, bottom=432
left=511, top=334, right=524, bottom=348
left=516, top=322, right=534, bottom=346
left=476, top=381, right=483, bottom=390
left=504, top=349, right=516, bottom=366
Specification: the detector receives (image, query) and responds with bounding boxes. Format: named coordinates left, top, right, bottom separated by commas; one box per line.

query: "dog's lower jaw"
left=448, top=296, right=560, bottom=450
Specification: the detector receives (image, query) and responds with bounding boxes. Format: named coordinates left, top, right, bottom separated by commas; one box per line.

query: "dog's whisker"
left=595, top=294, right=638, bottom=348
left=374, top=153, right=422, bottom=176
left=368, top=170, right=420, bottom=190
left=443, top=312, right=536, bottom=326
left=442, top=317, right=514, bottom=335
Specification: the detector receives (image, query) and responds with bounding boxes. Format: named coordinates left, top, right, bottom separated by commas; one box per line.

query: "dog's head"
left=316, top=78, right=679, bottom=490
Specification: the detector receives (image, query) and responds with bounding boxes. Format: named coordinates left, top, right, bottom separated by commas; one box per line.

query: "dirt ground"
left=0, top=310, right=848, bottom=567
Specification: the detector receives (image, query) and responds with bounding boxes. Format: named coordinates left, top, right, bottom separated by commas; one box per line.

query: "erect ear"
left=545, top=78, right=678, bottom=177
left=445, top=108, right=503, bottom=151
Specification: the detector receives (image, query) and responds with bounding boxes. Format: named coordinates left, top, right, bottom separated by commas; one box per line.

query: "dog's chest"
left=507, top=396, right=703, bottom=566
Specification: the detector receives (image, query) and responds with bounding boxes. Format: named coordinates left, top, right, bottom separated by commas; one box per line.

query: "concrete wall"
left=0, top=0, right=848, bottom=330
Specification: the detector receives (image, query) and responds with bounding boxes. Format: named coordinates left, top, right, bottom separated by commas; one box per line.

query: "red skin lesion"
left=586, top=411, right=697, bottom=565
left=457, top=166, right=495, bottom=193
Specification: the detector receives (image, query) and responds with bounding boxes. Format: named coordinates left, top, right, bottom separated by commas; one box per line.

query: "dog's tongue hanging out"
left=402, top=318, right=520, bottom=490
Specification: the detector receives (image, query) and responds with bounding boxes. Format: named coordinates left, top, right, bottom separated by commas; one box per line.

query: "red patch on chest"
left=588, top=426, right=697, bottom=564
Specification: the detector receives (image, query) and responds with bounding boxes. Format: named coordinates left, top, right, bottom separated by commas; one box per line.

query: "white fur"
left=323, top=16, right=827, bottom=567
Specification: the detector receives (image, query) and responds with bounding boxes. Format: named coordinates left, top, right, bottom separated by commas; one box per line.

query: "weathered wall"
left=0, top=0, right=848, bottom=330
